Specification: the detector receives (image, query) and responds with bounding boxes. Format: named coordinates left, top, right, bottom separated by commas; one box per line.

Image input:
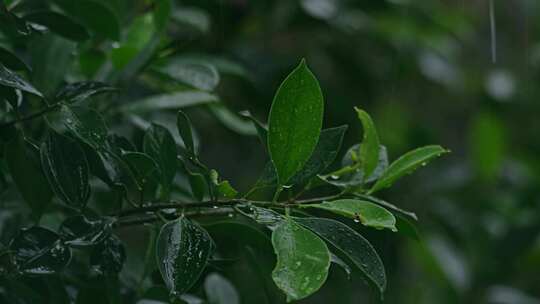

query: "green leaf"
left=239, top=111, right=268, bottom=150
left=355, top=108, right=380, bottom=179
left=90, top=235, right=126, bottom=275
left=368, top=145, right=449, bottom=194
left=305, top=199, right=397, bottom=231
left=121, top=151, right=161, bottom=190
left=209, top=170, right=238, bottom=199
left=120, top=91, right=218, bottom=113
left=171, top=7, right=211, bottom=33
left=268, top=59, right=324, bottom=185
left=0, top=46, right=31, bottom=71
left=289, top=125, right=348, bottom=185
left=209, top=103, right=257, bottom=136
left=395, top=215, right=420, bottom=241
left=271, top=218, right=330, bottom=302
left=59, top=215, right=113, bottom=247
left=5, top=135, right=52, bottom=217
left=153, top=0, right=173, bottom=32
left=60, top=106, right=108, bottom=149
left=158, top=58, right=220, bottom=91
left=353, top=193, right=417, bottom=221
left=0, top=63, right=42, bottom=97
left=156, top=217, right=213, bottom=297
left=177, top=110, right=196, bottom=155
left=295, top=218, right=387, bottom=295
left=55, top=81, right=117, bottom=104
left=40, top=132, right=90, bottom=208
left=9, top=226, right=71, bottom=274
left=53, top=0, right=121, bottom=40
left=204, top=273, right=240, bottom=304
left=24, top=11, right=90, bottom=41
left=143, top=124, right=177, bottom=198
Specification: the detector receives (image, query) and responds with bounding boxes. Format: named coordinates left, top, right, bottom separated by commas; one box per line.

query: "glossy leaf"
left=0, top=63, right=42, bottom=97
left=271, top=218, right=330, bottom=302
left=289, top=125, right=348, bottom=185
left=120, top=91, right=218, bottom=113
left=0, top=46, right=31, bottom=71
left=121, top=152, right=160, bottom=190
left=354, top=193, right=417, bottom=221
left=355, top=108, right=380, bottom=179
left=177, top=111, right=196, bottom=155
left=90, top=235, right=126, bottom=275
left=159, top=59, right=220, bottom=91
left=60, top=106, right=108, bottom=149
left=268, top=60, right=324, bottom=185
left=238, top=205, right=283, bottom=231
left=210, top=170, right=238, bottom=199
left=368, top=145, right=449, bottom=194
left=296, top=218, right=387, bottom=295
left=306, top=199, right=397, bottom=231
left=24, top=11, right=90, bottom=41
left=40, top=132, right=90, bottom=208
left=143, top=124, right=177, bottom=197
left=5, top=135, right=52, bottom=217
left=9, top=226, right=71, bottom=274
left=53, top=0, right=120, bottom=40
left=59, top=215, right=113, bottom=247
left=55, top=81, right=117, bottom=104
left=204, top=273, right=240, bottom=304
left=156, top=217, right=213, bottom=297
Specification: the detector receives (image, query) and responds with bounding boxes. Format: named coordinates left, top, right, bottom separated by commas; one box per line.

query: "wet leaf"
left=305, top=199, right=397, bottom=231
left=24, top=11, right=89, bottom=41
left=210, top=170, right=238, bottom=199
left=268, top=59, right=324, bottom=185
left=121, top=152, right=161, bottom=191
left=121, top=91, right=218, bottom=113
left=55, top=81, right=117, bottom=104
left=353, top=194, right=417, bottom=221
left=296, top=217, right=386, bottom=295
left=204, top=273, right=240, bottom=304
left=156, top=217, right=213, bottom=297
left=271, top=218, right=330, bottom=302
left=59, top=215, right=113, bottom=247
left=368, top=145, right=449, bottom=194
left=60, top=106, right=108, bottom=149
left=355, top=108, right=380, bottom=179
left=40, top=132, right=90, bottom=208
left=159, top=58, right=220, bottom=91
left=90, top=235, right=126, bottom=275
left=5, top=135, right=53, bottom=217
left=9, top=226, right=71, bottom=275
left=177, top=110, right=196, bottom=155
left=143, top=124, right=177, bottom=198
left=0, top=63, right=42, bottom=97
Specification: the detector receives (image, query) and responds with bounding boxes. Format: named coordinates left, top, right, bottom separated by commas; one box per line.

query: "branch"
left=0, top=103, right=60, bottom=128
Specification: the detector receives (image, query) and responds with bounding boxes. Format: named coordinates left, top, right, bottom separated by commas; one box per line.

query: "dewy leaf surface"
left=268, top=60, right=324, bottom=185
left=143, top=123, right=177, bottom=197
left=156, top=217, right=213, bottom=298
left=306, top=199, right=397, bottom=231
left=295, top=218, right=387, bottom=295
left=271, top=218, right=330, bottom=302
left=0, top=63, right=43, bottom=97
left=355, top=108, right=380, bottom=179
left=369, top=145, right=449, bottom=194
left=55, top=81, right=117, bottom=104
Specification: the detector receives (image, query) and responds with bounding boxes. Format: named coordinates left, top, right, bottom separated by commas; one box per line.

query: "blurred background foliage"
left=1, top=0, right=539, bottom=303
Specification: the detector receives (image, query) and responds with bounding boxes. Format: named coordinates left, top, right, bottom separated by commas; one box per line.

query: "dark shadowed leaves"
left=9, top=227, right=71, bottom=275
left=204, top=273, right=240, bottom=304
left=268, top=60, right=324, bottom=185
left=24, top=11, right=89, bottom=41
left=60, top=106, right=108, bottom=149
left=271, top=218, right=330, bottom=301
left=40, top=132, right=90, bottom=208
left=55, top=81, right=117, bottom=104
left=59, top=215, right=113, bottom=247
left=0, top=63, right=42, bottom=97
left=90, top=235, right=126, bottom=275
left=0, top=47, right=31, bottom=71
left=156, top=217, right=213, bottom=297
left=296, top=218, right=387, bottom=296
left=177, top=111, right=196, bottom=155
left=143, top=124, right=177, bottom=197
left=53, top=0, right=120, bottom=40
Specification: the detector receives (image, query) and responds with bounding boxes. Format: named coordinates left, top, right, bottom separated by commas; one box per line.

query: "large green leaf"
left=355, top=108, right=380, bottom=179
left=0, top=63, right=42, bottom=97
left=120, top=91, right=218, bottom=113
left=271, top=218, right=330, bottom=302
left=40, top=132, right=90, bottom=208
left=55, top=81, right=117, bottom=104
left=121, top=151, right=161, bottom=191
left=156, top=217, right=213, bottom=297
left=5, top=135, right=52, bottom=217
left=158, top=58, right=220, bottom=91
left=143, top=124, right=177, bottom=197
left=9, top=227, right=71, bottom=275
left=60, top=106, right=108, bottom=149
left=268, top=60, right=324, bottom=185
left=368, top=145, right=449, bottom=194
left=53, top=0, right=120, bottom=40
left=24, top=11, right=90, bottom=41
left=289, top=125, right=348, bottom=185
left=305, top=199, right=397, bottom=231
left=177, top=110, right=196, bottom=155
left=295, top=218, right=387, bottom=295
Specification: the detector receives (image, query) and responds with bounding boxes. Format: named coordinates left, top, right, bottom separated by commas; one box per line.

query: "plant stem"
left=0, top=103, right=61, bottom=128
